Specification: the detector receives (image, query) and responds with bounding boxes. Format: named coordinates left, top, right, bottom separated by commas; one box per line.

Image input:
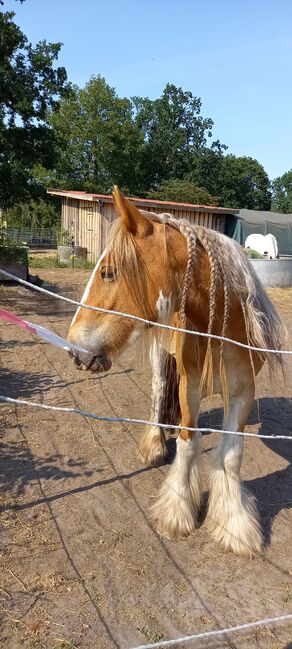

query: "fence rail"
left=0, top=227, right=58, bottom=248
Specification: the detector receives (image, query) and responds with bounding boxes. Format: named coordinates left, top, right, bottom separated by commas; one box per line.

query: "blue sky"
left=5, top=0, right=292, bottom=180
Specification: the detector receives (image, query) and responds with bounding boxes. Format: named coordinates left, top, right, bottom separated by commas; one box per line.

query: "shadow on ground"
left=0, top=439, right=94, bottom=503
left=0, top=396, right=290, bottom=553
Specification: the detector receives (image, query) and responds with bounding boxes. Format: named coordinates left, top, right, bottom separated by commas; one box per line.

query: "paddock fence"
left=0, top=267, right=291, bottom=649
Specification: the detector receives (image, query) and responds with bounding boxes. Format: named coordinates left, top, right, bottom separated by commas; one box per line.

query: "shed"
left=227, top=209, right=292, bottom=256
left=47, top=189, right=238, bottom=262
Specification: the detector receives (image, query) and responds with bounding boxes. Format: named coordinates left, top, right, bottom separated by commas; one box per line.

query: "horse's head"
left=67, top=187, right=186, bottom=372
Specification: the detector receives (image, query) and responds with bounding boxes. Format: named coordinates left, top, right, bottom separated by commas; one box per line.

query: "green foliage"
left=0, top=233, right=27, bottom=266
left=0, top=1, right=25, bottom=5
left=189, top=140, right=227, bottom=196
left=4, top=199, right=60, bottom=228
left=57, top=228, right=71, bottom=245
left=244, top=247, right=265, bottom=259
left=0, top=8, right=280, bottom=217
left=0, top=10, right=69, bottom=207
left=133, top=83, right=214, bottom=190
left=28, top=255, right=95, bottom=269
left=215, top=155, right=271, bottom=209
left=272, top=170, right=292, bottom=213
left=147, top=178, right=218, bottom=205
left=47, top=76, right=143, bottom=194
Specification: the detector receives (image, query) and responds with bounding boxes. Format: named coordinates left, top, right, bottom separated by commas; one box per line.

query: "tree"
left=189, top=140, right=227, bottom=197
left=272, top=170, right=292, bottom=213
left=5, top=198, right=59, bottom=228
left=0, top=10, right=69, bottom=207
left=46, top=76, right=144, bottom=194
left=132, top=84, right=214, bottom=190
left=214, top=155, right=271, bottom=210
left=0, top=1, right=25, bottom=5
left=147, top=178, right=218, bottom=205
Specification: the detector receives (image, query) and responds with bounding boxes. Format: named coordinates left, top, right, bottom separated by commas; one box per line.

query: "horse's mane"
left=106, top=210, right=286, bottom=401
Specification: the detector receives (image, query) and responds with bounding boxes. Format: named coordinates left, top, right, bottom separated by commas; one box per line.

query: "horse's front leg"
left=151, top=364, right=201, bottom=539
left=138, top=338, right=179, bottom=467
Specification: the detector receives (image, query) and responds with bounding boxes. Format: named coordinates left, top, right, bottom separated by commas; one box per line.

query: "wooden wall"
left=142, top=206, right=225, bottom=232
left=61, top=198, right=226, bottom=261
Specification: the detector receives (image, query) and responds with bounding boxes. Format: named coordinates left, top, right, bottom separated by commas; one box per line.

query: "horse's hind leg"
left=138, top=339, right=180, bottom=467
left=206, top=382, right=263, bottom=557
left=151, top=367, right=201, bottom=539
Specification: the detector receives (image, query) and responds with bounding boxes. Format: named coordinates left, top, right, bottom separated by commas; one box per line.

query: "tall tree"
left=189, top=140, right=227, bottom=197
left=147, top=178, right=218, bottom=206
left=132, top=84, right=214, bottom=190
left=0, top=10, right=69, bottom=207
left=46, top=76, right=144, bottom=194
left=215, top=155, right=271, bottom=210
left=272, top=170, right=292, bottom=213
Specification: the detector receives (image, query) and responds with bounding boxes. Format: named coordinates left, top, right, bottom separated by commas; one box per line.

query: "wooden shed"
left=48, top=189, right=239, bottom=262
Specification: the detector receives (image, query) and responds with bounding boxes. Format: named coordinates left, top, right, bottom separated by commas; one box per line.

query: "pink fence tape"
left=0, top=308, right=89, bottom=355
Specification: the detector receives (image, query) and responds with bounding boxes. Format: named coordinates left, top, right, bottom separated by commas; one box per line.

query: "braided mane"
left=106, top=209, right=285, bottom=402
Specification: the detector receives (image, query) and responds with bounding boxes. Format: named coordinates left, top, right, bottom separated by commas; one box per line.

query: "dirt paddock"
left=0, top=269, right=292, bottom=649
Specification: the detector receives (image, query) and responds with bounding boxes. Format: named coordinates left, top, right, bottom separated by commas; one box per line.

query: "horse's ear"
left=112, top=186, right=153, bottom=237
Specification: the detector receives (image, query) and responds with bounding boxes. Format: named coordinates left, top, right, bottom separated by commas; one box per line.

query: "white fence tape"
left=1, top=395, right=292, bottom=441
left=128, top=613, right=292, bottom=649
left=1, top=269, right=292, bottom=647
left=0, top=268, right=291, bottom=356
left=0, top=307, right=89, bottom=355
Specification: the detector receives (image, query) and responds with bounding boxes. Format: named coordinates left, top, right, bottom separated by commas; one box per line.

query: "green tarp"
left=226, top=209, right=292, bottom=256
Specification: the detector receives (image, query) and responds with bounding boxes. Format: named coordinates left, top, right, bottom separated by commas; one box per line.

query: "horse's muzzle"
left=69, top=349, right=112, bottom=373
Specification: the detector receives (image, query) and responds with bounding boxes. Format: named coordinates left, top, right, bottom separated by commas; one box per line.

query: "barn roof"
left=47, top=189, right=239, bottom=216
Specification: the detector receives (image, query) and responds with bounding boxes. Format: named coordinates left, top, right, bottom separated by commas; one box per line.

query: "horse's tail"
left=242, top=260, right=286, bottom=377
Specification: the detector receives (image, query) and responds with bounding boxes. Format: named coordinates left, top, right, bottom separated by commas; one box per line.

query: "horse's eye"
left=101, top=266, right=116, bottom=282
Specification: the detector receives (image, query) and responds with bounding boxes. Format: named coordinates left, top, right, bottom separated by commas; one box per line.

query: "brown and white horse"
left=68, top=187, right=285, bottom=557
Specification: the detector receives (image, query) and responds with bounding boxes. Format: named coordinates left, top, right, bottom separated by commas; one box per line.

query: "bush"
left=4, top=198, right=60, bottom=229
left=244, top=247, right=265, bottom=259
left=0, top=234, right=27, bottom=267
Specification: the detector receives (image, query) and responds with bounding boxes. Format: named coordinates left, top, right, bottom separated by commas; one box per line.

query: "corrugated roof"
left=47, top=188, right=239, bottom=216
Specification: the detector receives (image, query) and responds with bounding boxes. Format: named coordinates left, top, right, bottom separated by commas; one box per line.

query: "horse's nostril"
left=87, top=356, right=97, bottom=370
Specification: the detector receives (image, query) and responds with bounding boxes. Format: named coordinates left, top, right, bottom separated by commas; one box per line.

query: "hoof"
left=138, top=426, right=168, bottom=467
left=207, top=471, right=263, bottom=558
left=151, top=443, right=202, bottom=540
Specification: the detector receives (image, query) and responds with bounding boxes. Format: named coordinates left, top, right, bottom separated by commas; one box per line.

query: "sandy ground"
left=0, top=269, right=292, bottom=649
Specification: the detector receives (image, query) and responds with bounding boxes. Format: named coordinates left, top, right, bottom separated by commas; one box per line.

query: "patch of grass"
left=283, top=584, right=292, bottom=602
left=23, top=638, right=42, bottom=648
left=137, top=625, right=163, bottom=644
left=28, top=255, right=95, bottom=270
left=53, top=640, right=77, bottom=649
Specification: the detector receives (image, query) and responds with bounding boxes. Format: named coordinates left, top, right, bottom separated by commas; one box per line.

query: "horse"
left=68, top=186, right=285, bottom=558
left=245, top=233, right=279, bottom=259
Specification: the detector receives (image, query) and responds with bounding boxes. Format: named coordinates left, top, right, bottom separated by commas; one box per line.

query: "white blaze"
left=70, top=249, right=106, bottom=326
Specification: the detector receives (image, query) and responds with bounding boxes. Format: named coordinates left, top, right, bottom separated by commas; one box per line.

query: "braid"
left=219, top=281, right=230, bottom=410
left=193, top=230, right=217, bottom=399
left=178, top=225, right=196, bottom=327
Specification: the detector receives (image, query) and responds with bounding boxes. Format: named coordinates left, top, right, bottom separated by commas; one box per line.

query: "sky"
left=4, top=0, right=292, bottom=180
